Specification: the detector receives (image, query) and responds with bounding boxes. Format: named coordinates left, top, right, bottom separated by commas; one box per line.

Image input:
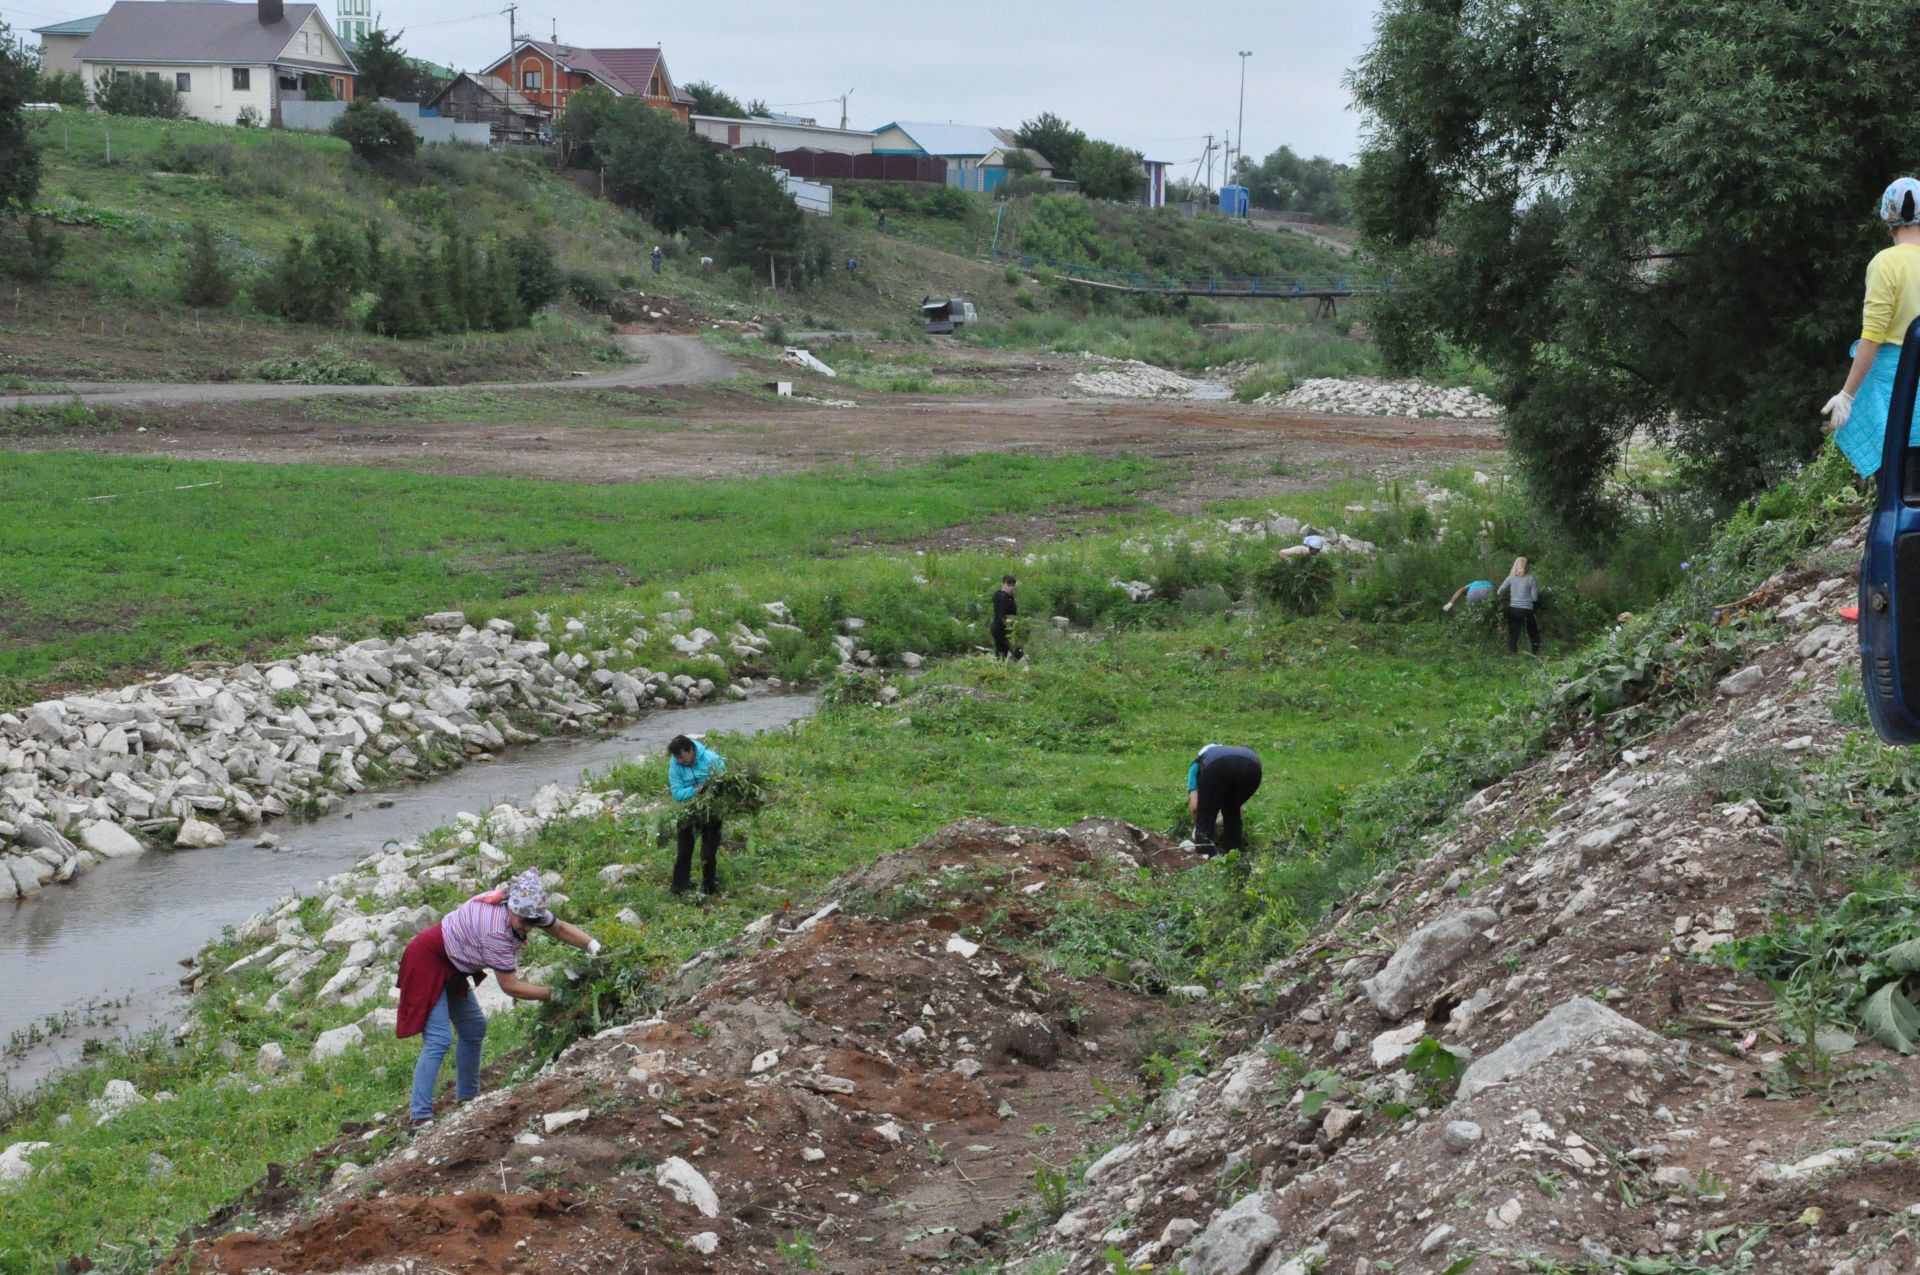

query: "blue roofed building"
left=871, top=121, right=1053, bottom=192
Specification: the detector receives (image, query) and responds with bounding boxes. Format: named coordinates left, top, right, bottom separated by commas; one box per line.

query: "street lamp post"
left=1235, top=50, right=1252, bottom=185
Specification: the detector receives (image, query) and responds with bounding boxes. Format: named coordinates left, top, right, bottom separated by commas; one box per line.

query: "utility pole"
left=1203, top=132, right=1214, bottom=191
left=839, top=89, right=851, bottom=130
left=502, top=3, right=516, bottom=53
left=1235, top=50, right=1252, bottom=178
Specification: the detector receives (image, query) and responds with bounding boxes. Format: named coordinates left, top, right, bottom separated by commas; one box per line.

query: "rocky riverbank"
left=0, top=608, right=800, bottom=902
left=1266, top=376, right=1501, bottom=418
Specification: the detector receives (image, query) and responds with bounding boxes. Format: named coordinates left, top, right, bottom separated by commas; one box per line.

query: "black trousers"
left=992, top=623, right=1022, bottom=660
left=1506, top=606, right=1541, bottom=654
left=1194, top=756, right=1262, bottom=853
left=673, top=816, right=720, bottom=894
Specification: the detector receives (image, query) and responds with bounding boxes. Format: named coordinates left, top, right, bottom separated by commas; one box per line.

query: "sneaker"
left=410, top=1116, right=435, bottom=1128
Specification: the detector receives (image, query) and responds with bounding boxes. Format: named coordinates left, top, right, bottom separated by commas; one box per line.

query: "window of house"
left=144, top=71, right=159, bottom=83
left=176, top=72, right=191, bottom=91
left=649, top=76, right=660, bottom=96
left=522, top=67, right=542, bottom=90
left=232, top=67, right=250, bottom=90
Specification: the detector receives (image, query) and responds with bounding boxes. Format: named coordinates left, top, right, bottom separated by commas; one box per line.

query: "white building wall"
left=690, top=115, right=874, bottom=156
left=82, top=62, right=273, bottom=126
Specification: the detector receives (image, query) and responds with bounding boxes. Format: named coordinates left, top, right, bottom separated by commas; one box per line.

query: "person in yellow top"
left=1825, top=177, right=1920, bottom=476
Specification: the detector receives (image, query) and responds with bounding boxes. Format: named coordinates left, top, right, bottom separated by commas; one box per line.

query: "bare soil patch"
left=179, top=819, right=1202, bottom=1274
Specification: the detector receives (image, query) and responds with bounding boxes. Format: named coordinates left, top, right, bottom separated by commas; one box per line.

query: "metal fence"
left=279, top=98, right=492, bottom=147
left=771, top=150, right=946, bottom=184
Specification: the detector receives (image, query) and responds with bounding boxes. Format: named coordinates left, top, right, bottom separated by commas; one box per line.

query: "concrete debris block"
left=1442, top=1120, right=1482, bottom=1153
left=687, top=1231, right=720, bottom=1254
left=874, top=1121, right=904, bottom=1144
left=1359, top=908, right=1498, bottom=1020
left=90, top=1078, right=144, bottom=1123
left=801, top=1147, right=826, bottom=1162
left=944, top=934, right=980, bottom=959
left=656, top=1156, right=721, bottom=1217
left=257, top=1042, right=287, bottom=1073
left=1370, top=1020, right=1430, bottom=1068
left=1419, top=1223, right=1456, bottom=1254
left=543, top=1108, right=590, bottom=1134
left=331, top=1161, right=363, bottom=1188
left=0, top=1141, right=51, bottom=1186
left=1716, top=665, right=1765, bottom=697
left=1320, top=1105, right=1359, bottom=1142
left=423, top=611, right=466, bottom=631
left=1456, top=998, right=1662, bottom=1102
left=1486, top=1196, right=1524, bottom=1230
left=1795, top=625, right=1850, bottom=659
left=1181, top=1191, right=1284, bottom=1275
left=1085, top=1141, right=1140, bottom=1184
left=1574, top=820, right=1638, bottom=862
left=174, top=817, right=227, bottom=849
left=76, top=821, right=145, bottom=860
left=309, top=1024, right=364, bottom=1061
left=749, top=1049, right=781, bottom=1075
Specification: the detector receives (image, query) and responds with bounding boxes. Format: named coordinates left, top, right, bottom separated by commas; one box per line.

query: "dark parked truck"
left=921, top=296, right=978, bottom=334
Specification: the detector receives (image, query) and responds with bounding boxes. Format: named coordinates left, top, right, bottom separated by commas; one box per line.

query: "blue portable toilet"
left=1219, top=184, right=1250, bottom=219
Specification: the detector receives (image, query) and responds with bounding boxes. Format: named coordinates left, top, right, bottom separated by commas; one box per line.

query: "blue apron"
left=1836, top=340, right=1920, bottom=477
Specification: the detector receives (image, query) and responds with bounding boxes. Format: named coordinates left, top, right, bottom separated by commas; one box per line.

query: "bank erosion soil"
left=177, top=818, right=1198, bottom=1274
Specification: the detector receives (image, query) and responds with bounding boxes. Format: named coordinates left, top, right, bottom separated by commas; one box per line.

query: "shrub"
left=330, top=100, right=417, bottom=165
left=176, top=222, right=237, bottom=307
left=1, top=217, right=63, bottom=280
left=564, top=268, right=614, bottom=312
left=35, top=69, right=87, bottom=108
left=1254, top=553, right=1336, bottom=617
left=505, top=233, right=561, bottom=314
left=93, top=73, right=182, bottom=118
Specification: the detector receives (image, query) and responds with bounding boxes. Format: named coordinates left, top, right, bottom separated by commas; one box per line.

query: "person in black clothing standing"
left=1187, top=744, right=1263, bottom=855
left=991, top=574, right=1023, bottom=660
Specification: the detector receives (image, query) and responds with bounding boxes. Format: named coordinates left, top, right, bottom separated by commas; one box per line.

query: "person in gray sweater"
left=1497, top=556, right=1541, bottom=654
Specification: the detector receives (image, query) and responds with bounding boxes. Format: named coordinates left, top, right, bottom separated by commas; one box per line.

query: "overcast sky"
left=6, top=0, right=1385, bottom=167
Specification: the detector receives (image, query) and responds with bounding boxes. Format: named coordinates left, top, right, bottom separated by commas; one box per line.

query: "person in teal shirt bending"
left=668, top=734, right=725, bottom=896
left=1187, top=744, right=1262, bottom=856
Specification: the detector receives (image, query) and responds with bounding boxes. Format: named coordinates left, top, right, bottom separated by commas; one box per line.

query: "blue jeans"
left=409, top=984, right=486, bottom=1120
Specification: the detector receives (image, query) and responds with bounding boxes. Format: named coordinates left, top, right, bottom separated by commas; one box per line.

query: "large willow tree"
left=1350, top=2, right=1918, bottom=529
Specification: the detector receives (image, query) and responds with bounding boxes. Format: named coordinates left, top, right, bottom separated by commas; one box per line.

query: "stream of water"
left=0, top=694, right=817, bottom=1092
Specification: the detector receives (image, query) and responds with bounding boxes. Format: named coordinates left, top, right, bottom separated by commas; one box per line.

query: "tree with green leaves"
left=301, top=72, right=335, bottom=102
left=330, top=99, right=417, bottom=165
left=1349, top=0, right=1913, bottom=527
left=594, top=97, right=716, bottom=233
left=1016, top=112, right=1085, bottom=179
left=1233, top=146, right=1352, bottom=223
left=683, top=80, right=746, bottom=119
left=353, top=26, right=419, bottom=101
left=176, top=222, right=237, bottom=307
left=93, top=72, right=182, bottom=118
left=1074, top=139, right=1144, bottom=203
left=36, top=69, right=87, bottom=108
left=1, top=20, right=40, bottom=216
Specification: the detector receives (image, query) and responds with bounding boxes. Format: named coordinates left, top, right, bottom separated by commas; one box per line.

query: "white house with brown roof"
left=74, top=0, right=355, bottom=126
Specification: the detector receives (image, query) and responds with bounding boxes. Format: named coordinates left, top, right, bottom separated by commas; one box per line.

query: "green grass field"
left=0, top=451, right=1159, bottom=700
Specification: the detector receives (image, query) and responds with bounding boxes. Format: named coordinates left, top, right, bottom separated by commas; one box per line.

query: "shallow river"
left=0, top=694, right=817, bottom=1091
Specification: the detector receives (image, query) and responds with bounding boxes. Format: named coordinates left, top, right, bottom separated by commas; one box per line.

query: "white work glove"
left=1821, top=391, right=1853, bottom=434
left=546, top=986, right=565, bottom=1007
left=1442, top=602, right=1455, bottom=613
left=586, top=939, right=603, bottom=957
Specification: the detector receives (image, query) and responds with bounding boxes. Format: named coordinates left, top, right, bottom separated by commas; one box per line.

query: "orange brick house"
left=477, top=39, right=692, bottom=125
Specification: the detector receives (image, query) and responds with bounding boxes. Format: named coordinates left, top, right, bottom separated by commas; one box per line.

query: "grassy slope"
left=0, top=562, right=1509, bottom=1275
left=0, top=450, right=1157, bottom=701
left=0, top=458, right=1736, bottom=1267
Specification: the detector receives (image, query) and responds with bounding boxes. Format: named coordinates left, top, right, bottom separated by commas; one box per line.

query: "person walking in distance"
left=1498, top=556, right=1541, bottom=654
left=650, top=245, right=664, bottom=274
left=991, top=574, right=1023, bottom=660
left=396, top=868, right=600, bottom=1126
left=1187, top=743, right=1263, bottom=855
left=668, top=734, right=725, bottom=896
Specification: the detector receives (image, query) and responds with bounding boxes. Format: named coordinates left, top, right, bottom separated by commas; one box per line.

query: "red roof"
left=487, top=40, right=689, bottom=102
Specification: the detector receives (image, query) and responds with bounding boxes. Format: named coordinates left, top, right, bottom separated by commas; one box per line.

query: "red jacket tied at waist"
left=395, top=921, right=484, bottom=1039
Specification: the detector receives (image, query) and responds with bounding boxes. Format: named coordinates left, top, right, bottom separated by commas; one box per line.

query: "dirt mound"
left=181, top=819, right=1197, bottom=1273
left=1014, top=527, right=1920, bottom=1274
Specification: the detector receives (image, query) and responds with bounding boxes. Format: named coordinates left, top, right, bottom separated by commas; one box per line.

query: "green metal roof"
left=32, top=13, right=107, bottom=36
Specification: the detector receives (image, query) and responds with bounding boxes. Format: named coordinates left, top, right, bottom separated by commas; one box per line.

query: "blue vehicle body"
left=1859, top=316, right=1920, bottom=744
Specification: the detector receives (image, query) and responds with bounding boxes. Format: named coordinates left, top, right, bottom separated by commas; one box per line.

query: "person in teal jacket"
left=668, top=735, right=725, bottom=895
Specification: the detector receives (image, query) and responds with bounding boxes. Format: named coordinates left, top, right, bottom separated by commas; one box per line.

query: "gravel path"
left=0, top=334, right=735, bottom=410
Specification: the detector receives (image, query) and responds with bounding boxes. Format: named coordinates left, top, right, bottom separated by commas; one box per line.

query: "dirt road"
left=0, top=333, right=734, bottom=409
